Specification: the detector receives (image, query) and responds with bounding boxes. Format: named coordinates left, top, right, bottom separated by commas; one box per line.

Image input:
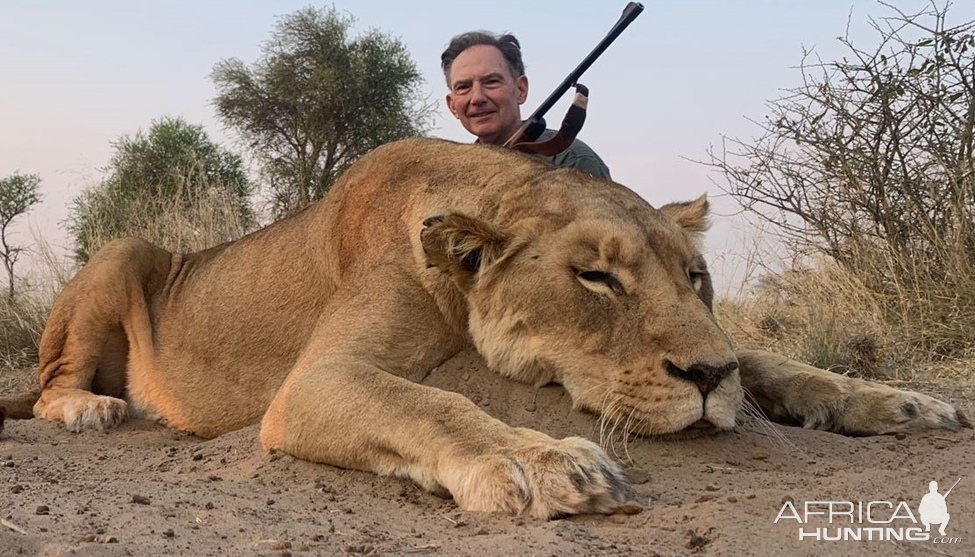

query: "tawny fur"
left=0, top=139, right=967, bottom=519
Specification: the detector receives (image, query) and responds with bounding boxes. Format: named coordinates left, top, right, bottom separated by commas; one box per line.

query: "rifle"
left=504, top=2, right=644, bottom=154
left=943, top=478, right=961, bottom=498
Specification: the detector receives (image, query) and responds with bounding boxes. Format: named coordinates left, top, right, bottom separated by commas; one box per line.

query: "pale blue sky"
left=0, top=1, right=958, bottom=292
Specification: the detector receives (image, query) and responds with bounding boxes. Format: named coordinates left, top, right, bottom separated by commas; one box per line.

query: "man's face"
left=446, top=45, right=528, bottom=145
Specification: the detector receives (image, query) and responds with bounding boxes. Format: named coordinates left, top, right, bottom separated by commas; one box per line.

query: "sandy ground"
left=1, top=350, right=973, bottom=557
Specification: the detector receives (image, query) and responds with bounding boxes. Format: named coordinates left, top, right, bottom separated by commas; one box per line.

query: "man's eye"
left=483, top=78, right=503, bottom=88
left=453, top=84, right=470, bottom=94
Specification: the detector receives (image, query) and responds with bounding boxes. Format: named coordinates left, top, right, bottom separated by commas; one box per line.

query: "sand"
left=1, top=350, right=973, bottom=556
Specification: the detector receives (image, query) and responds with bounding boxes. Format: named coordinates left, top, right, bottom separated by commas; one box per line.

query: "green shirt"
left=533, top=129, right=612, bottom=180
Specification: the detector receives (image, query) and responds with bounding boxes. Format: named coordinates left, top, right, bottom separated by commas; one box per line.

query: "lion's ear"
left=420, top=213, right=510, bottom=291
left=659, top=194, right=710, bottom=233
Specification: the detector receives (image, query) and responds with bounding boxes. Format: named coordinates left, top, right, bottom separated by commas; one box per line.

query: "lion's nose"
left=665, top=360, right=738, bottom=395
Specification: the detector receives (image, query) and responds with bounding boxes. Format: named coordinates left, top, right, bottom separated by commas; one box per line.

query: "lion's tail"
left=0, top=389, right=41, bottom=420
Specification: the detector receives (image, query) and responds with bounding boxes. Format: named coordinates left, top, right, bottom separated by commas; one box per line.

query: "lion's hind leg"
left=737, top=349, right=971, bottom=436
left=33, top=238, right=170, bottom=432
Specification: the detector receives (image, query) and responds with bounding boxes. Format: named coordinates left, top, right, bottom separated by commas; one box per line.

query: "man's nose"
left=470, top=82, right=488, bottom=103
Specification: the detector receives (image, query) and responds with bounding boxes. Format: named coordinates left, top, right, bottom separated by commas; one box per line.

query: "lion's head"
left=421, top=168, right=741, bottom=436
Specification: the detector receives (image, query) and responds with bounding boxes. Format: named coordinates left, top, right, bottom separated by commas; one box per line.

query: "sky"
left=0, top=0, right=962, bottom=294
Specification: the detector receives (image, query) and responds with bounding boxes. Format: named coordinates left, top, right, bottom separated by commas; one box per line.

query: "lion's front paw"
left=443, top=435, right=639, bottom=519
left=780, top=373, right=970, bottom=436
left=838, top=387, right=971, bottom=436
left=34, top=389, right=129, bottom=432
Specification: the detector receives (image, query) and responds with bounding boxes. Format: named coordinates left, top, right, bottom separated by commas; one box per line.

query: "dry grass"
left=80, top=180, right=252, bottom=258
left=718, top=253, right=975, bottom=383
left=0, top=234, right=72, bottom=392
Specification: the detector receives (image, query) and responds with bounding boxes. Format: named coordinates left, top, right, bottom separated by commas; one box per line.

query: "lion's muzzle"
left=664, top=359, right=739, bottom=395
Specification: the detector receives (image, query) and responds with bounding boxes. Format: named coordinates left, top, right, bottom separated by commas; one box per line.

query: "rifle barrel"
left=525, top=2, right=644, bottom=125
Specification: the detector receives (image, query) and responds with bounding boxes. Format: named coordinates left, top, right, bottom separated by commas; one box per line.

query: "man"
left=918, top=480, right=951, bottom=536
left=441, top=31, right=611, bottom=179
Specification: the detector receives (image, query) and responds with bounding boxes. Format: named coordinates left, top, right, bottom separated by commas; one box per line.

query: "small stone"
left=103, top=536, right=119, bottom=544
left=10, top=485, right=23, bottom=494
left=205, top=502, right=214, bottom=510
left=617, top=501, right=643, bottom=515
left=192, top=452, right=203, bottom=461
left=79, top=534, right=97, bottom=543
left=132, top=494, right=151, bottom=505
left=35, top=505, right=50, bottom=515
left=162, top=528, right=175, bottom=538
left=895, top=432, right=907, bottom=440
left=686, top=531, right=710, bottom=550
left=694, top=495, right=716, bottom=503
left=267, top=499, right=276, bottom=506
left=705, top=484, right=720, bottom=491
left=727, top=496, right=738, bottom=503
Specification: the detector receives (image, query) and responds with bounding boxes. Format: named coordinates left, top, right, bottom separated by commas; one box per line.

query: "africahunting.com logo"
left=775, top=478, right=962, bottom=544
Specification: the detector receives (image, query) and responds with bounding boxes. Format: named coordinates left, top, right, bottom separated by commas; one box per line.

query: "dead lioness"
left=1, top=138, right=968, bottom=518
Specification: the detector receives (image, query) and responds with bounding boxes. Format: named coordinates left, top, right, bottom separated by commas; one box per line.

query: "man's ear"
left=659, top=194, right=710, bottom=233
left=516, top=75, right=528, bottom=104
left=421, top=213, right=510, bottom=291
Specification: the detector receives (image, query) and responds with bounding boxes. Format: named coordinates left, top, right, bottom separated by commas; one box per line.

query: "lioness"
left=1, top=138, right=968, bottom=518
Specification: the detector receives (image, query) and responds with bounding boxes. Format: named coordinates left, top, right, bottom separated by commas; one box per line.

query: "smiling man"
left=441, top=31, right=611, bottom=179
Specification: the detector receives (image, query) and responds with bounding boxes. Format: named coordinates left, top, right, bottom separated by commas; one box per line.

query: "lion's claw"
left=446, top=436, right=637, bottom=519
left=34, top=390, right=129, bottom=433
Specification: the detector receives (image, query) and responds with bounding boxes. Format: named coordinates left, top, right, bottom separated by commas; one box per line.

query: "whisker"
left=596, top=394, right=622, bottom=450
left=739, top=388, right=795, bottom=450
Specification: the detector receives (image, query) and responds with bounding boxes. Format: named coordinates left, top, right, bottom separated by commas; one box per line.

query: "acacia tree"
left=0, top=172, right=42, bottom=298
left=211, top=6, right=433, bottom=217
left=69, top=116, right=254, bottom=263
left=709, top=2, right=975, bottom=353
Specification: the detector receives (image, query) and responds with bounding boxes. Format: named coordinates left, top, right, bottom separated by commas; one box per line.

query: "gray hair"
left=440, top=31, right=525, bottom=88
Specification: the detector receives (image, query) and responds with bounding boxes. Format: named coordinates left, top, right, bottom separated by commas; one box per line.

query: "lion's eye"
left=576, top=270, right=625, bottom=295
left=689, top=270, right=708, bottom=292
